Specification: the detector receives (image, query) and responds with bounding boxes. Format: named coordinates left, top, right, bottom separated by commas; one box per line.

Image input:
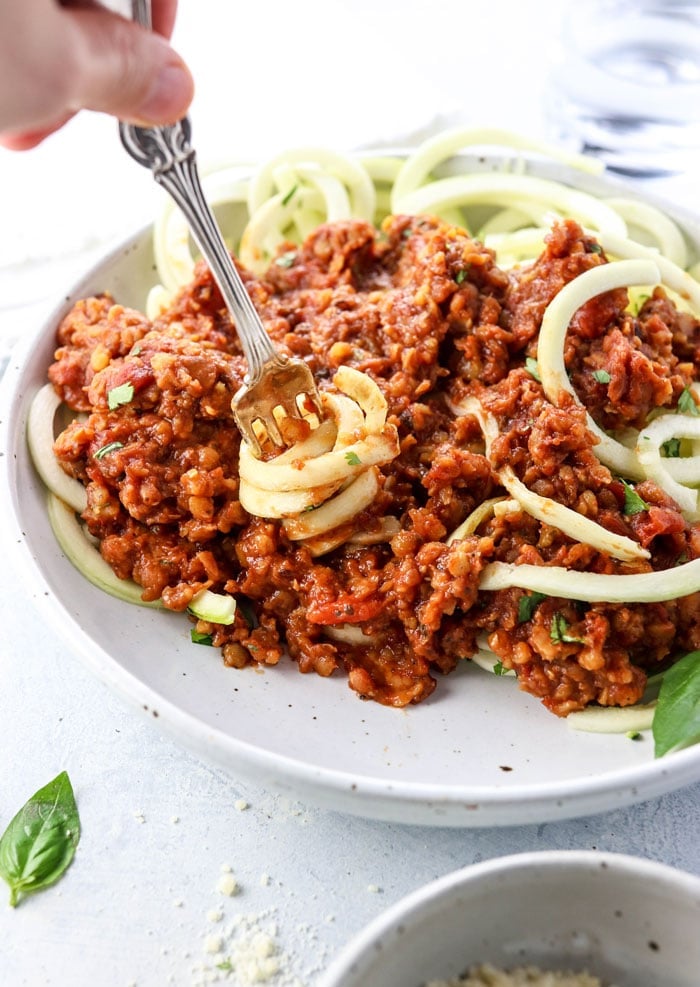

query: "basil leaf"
left=592, top=369, right=611, bottom=384
left=653, top=650, right=700, bottom=757
left=0, top=772, right=80, bottom=907
left=345, top=451, right=361, bottom=466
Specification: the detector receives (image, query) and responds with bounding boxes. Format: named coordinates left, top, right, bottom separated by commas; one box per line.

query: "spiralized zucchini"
left=537, top=258, right=660, bottom=480
left=454, top=396, right=649, bottom=562
left=47, top=493, right=159, bottom=608
left=30, top=127, right=700, bottom=737
left=479, top=559, right=700, bottom=603
left=238, top=366, right=400, bottom=556
left=28, top=384, right=88, bottom=515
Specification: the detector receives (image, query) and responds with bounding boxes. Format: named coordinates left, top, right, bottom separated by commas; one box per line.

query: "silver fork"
left=119, top=0, right=322, bottom=455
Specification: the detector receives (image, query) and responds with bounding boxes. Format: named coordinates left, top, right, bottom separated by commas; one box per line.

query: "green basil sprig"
left=0, top=771, right=80, bottom=907
left=653, top=651, right=700, bottom=758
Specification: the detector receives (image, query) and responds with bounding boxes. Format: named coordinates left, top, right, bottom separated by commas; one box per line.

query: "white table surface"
left=2, top=2, right=700, bottom=985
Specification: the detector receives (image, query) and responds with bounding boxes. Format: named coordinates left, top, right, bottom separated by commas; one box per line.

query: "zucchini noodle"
left=47, top=492, right=159, bottom=607
left=636, top=415, right=700, bottom=514
left=537, top=258, right=661, bottom=480
left=238, top=185, right=327, bottom=274
left=482, top=227, right=550, bottom=269
left=153, top=167, right=250, bottom=292
left=392, top=172, right=628, bottom=239
left=479, top=558, right=700, bottom=603
left=246, top=147, right=376, bottom=222
left=28, top=384, right=87, bottom=514
left=455, top=396, right=649, bottom=562
left=446, top=497, right=507, bottom=544
left=603, top=197, right=688, bottom=269
left=596, top=230, right=700, bottom=316
left=538, top=256, right=700, bottom=514
left=389, top=125, right=603, bottom=210
left=238, top=366, right=400, bottom=556
left=567, top=702, right=657, bottom=734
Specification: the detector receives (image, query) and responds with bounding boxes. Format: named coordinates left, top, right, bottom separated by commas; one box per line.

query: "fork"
left=119, top=0, right=322, bottom=455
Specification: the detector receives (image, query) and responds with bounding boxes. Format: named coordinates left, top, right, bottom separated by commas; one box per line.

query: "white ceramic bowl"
left=318, top=851, right=700, bottom=987
left=4, top=153, right=700, bottom=826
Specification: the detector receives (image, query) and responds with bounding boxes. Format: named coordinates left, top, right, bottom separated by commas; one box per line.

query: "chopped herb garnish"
left=131, top=344, right=142, bottom=357
left=678, top=387, right=699, bottom=416
left=216, top=959, right=233, bottom=972
left=661, top=437, right=681, bottom=458
left=281, top=184, right=298, bottom=206
left=275, top=250, right=296, bottom=268
left=525, top=357, right=541, bottom=382
left=621, top=478, right=649, bottom=515
left=587, top=241, right=603, bottom=254
left=626, top=730, right=642, bottom=741
left=107, top=382, right=134, bottom=410
left=345, top=451, right=361, bottom=466
left=94, top=441, right=124, bottom=460
left=631, top=292, right=650, bottom=315
left=518, top=591, right=548, bottom=623
left=190, top=629, right=213, bottom=646
left=454, top=268, right=469, bottom=284
left=493, top=660, right=506, bottom=676
left=550, top=612, right=584, bottom=645
left=592, top=369, right=611, bottom=384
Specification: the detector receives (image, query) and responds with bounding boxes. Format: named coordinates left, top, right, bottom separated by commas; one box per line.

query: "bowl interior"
left=319, top=852, right=700, bottom=987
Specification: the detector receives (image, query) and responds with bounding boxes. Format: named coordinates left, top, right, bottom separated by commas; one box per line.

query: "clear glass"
left=546, top=0, right=700, bottom=176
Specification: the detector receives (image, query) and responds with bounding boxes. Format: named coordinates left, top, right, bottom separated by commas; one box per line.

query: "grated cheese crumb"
left=203, top=934, right=223, bottom=955
left=216, top=873, right=239, bottom=897
left=234, top=799, right=250, bottom=811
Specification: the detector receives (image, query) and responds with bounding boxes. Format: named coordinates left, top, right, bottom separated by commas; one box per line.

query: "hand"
left=0, top=0, right=194, bottom=151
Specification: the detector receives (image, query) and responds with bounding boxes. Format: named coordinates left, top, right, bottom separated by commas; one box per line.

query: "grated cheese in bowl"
left=426, top=965, right=608, bottom=987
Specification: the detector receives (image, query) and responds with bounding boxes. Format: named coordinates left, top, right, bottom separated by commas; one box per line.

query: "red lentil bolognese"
left=31, top=132, right=700, bottom=722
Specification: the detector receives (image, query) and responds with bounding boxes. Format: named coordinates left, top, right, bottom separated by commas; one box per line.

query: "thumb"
left=66, top=7, right=194, bottom=125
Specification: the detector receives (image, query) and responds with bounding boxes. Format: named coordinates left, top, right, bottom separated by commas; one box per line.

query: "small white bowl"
left=319, top=851, right=700, bottom=987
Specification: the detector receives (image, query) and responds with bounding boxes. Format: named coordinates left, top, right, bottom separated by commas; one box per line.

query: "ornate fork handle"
left=119, top=118, right=281, bottom=383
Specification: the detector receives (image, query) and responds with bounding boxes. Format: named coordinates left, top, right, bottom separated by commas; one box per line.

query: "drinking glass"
left=546, top=1, right=700, bottom=178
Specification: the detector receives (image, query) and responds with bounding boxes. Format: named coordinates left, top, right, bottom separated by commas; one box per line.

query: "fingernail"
left=137, top=61, right=194, bottom=124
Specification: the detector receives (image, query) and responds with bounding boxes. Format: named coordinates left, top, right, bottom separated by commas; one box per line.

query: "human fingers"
left=151, top=0, right=179, bottom=39
left=0, top=112, right=76, bottom=151
left=59, top=0, right=180, bottom=38
left=63, top=6, right=194, bottom=125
